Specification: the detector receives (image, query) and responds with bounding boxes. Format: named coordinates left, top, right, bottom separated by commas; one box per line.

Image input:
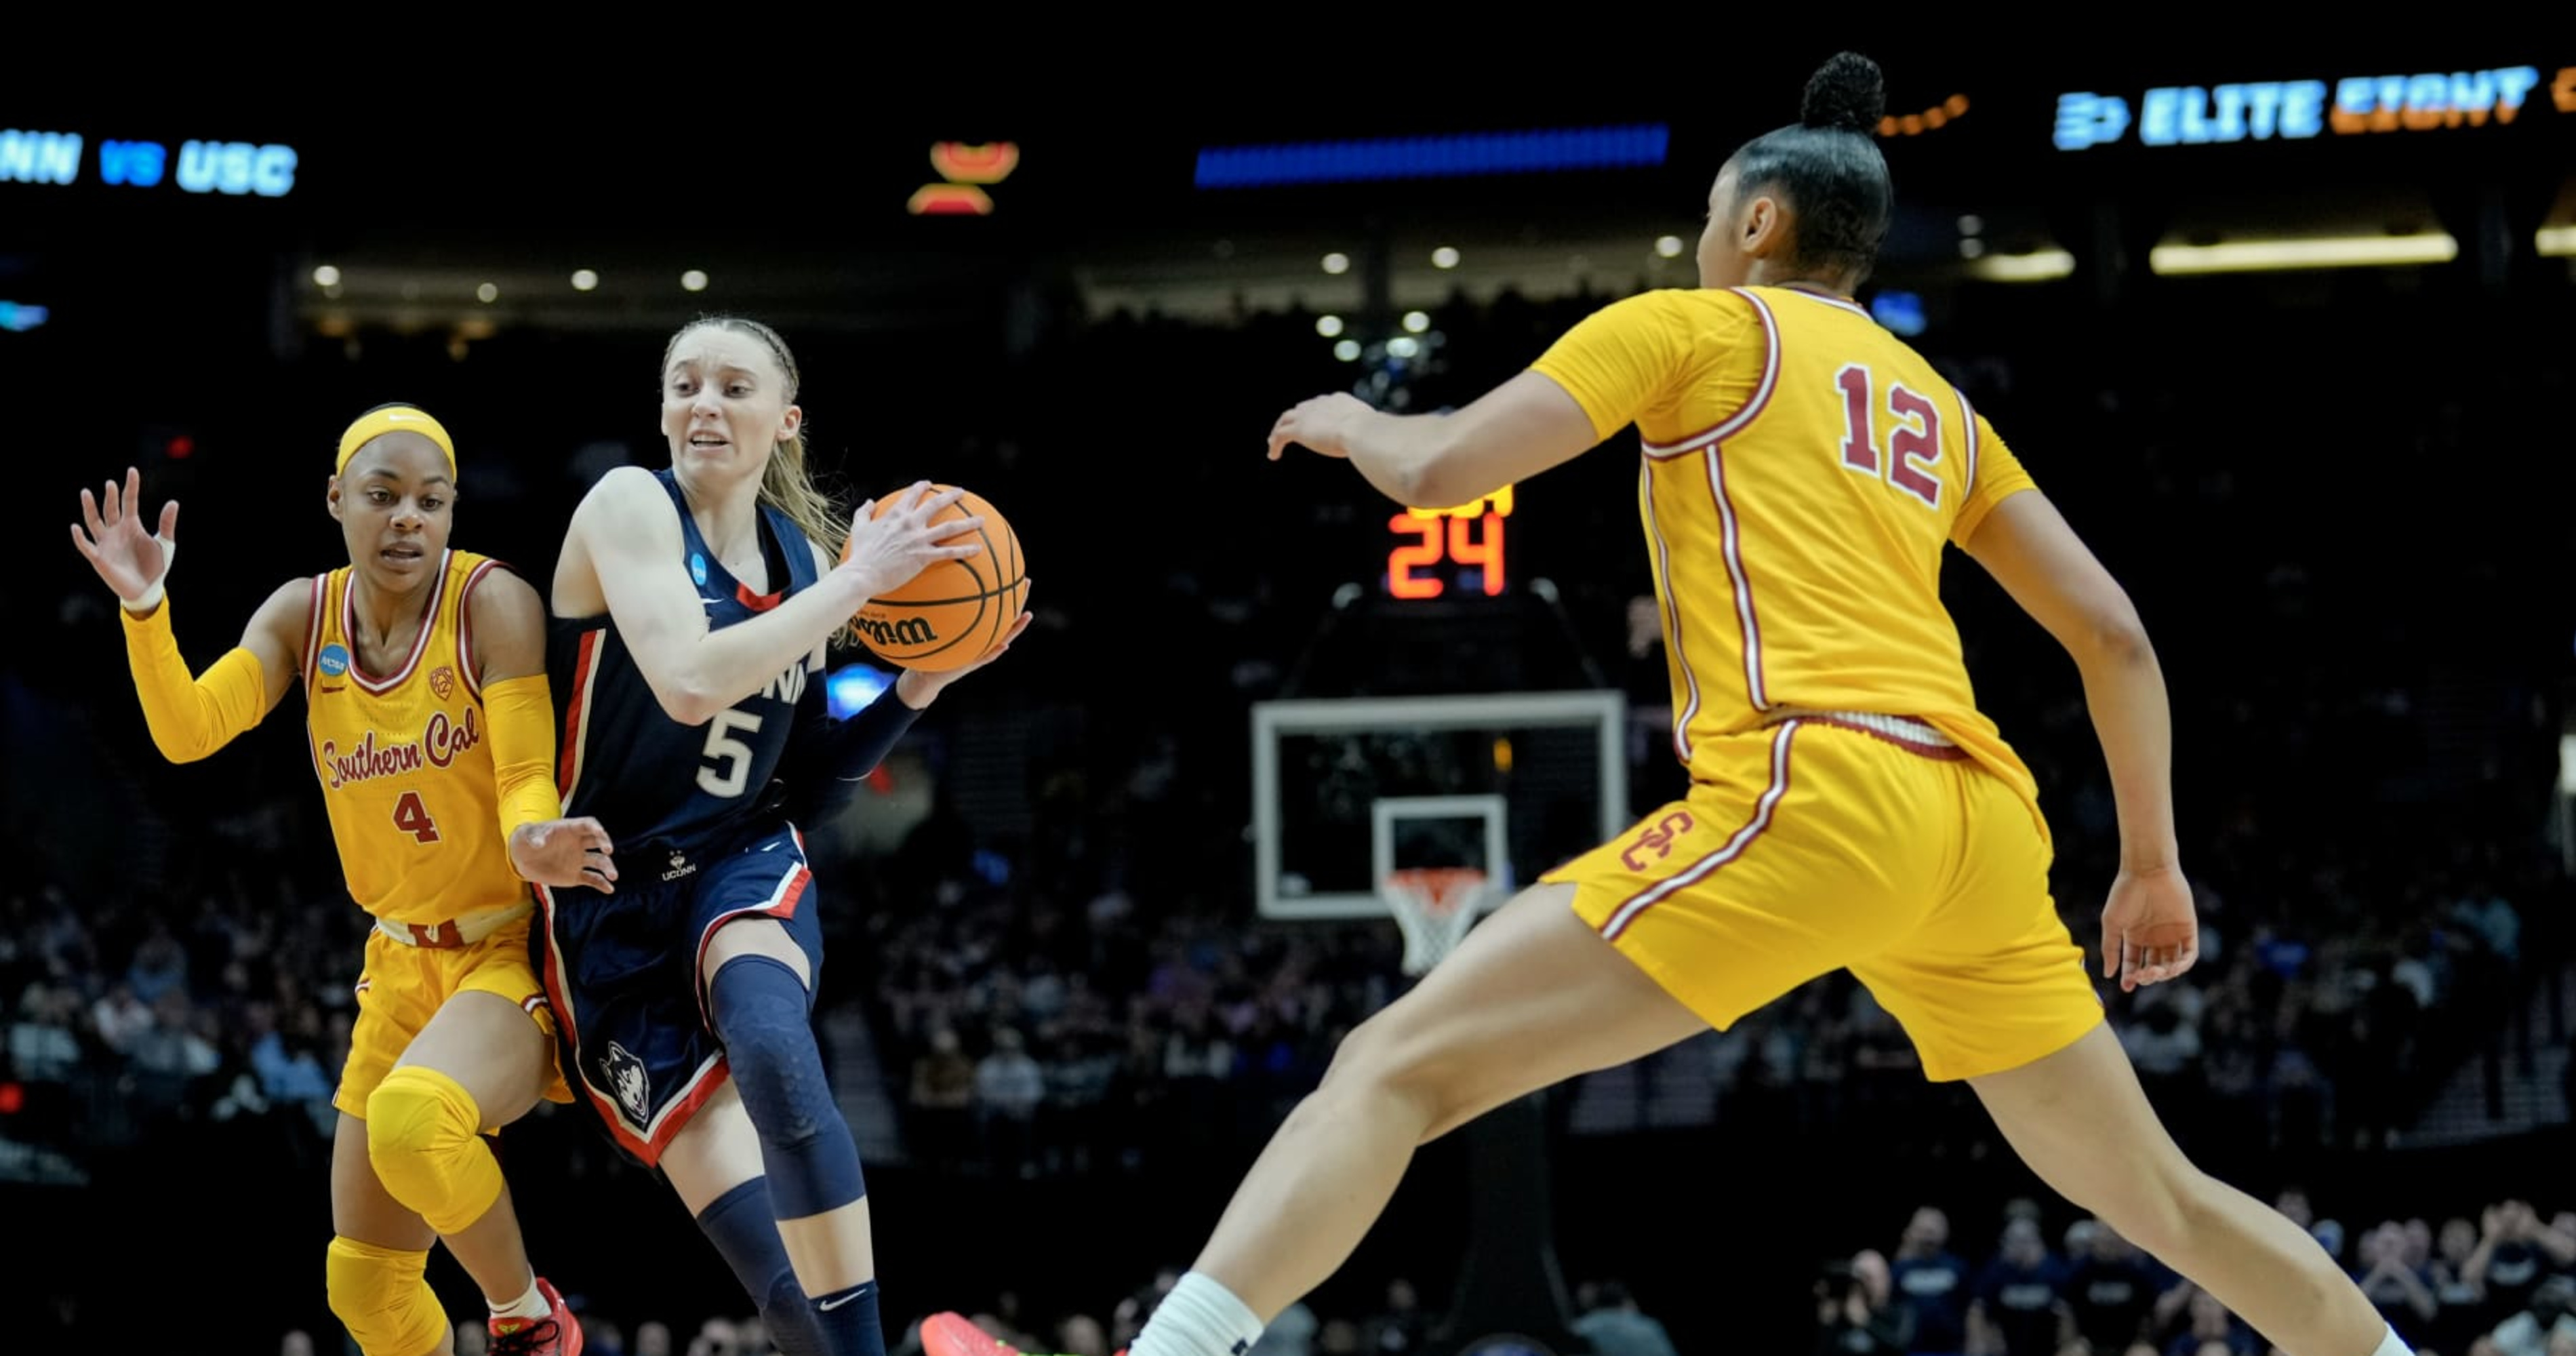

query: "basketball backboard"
left=1250, top=691, right=1628, bottom=921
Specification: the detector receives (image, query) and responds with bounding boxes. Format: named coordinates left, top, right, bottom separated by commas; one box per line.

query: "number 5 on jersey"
left=1836, top=364, right=1944, bottom=509
left=699, top=710, right=762, bottom=798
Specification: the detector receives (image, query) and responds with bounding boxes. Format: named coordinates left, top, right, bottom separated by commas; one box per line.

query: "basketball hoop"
left=1382, top=867, right=1494, bottom=977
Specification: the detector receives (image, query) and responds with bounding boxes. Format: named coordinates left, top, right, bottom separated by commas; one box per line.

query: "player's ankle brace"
left=708, top=954, right=866, bottom=1217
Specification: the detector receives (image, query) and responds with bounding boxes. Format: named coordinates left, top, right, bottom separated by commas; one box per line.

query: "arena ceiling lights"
left=2148, top=232, right=2460, bottom=274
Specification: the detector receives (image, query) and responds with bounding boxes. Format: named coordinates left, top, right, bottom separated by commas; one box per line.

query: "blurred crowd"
left=1809, top=1196, right=2576, bottom=1356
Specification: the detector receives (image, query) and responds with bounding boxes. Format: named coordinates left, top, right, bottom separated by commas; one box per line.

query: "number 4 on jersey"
left=1836, top=364, right=1944, bottom=509
left=393, top=791, right=441, bottom=843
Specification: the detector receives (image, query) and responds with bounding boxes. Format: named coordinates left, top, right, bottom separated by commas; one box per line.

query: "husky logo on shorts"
left=602, top=1040, right=651, bottom=1128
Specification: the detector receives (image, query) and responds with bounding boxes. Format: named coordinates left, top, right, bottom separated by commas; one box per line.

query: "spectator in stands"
left=1570, top=1280, right=1679, bottom=1356
left=1971, top=1216, right=2070, bottom=1356
left=2064, top=1222, right=2158, bottom=1356
left=2478, top=1273, right=2576, bottom=1356
left=2160, top=1286, right=2254, bottom=1356
left=2432, top=1216, right=2499, bottom=1355
left=907, top=1025, right=976, bottom=1174
left=1892, top=1206, right=1973, bottom=1356
left=1815, top=1251, right=1914, bottom=1355
left=976, top=1025, right=1047, bottom=1178
left=2354, top=1222, right=2439, bottom=1349
left=2476, top=1202, right=2564, bottom=1325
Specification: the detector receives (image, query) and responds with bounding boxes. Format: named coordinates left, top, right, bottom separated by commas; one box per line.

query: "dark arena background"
left=4, top=38, right=2572, bottom=1356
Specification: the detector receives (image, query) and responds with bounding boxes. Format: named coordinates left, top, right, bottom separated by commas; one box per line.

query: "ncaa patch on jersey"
left=318, top=643, right=352, bottom=678
left=689, top=552, right=708, bottom=586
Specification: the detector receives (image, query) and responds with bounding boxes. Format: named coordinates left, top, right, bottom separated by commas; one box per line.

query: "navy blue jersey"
left=551, top=470, right=822, bottom=862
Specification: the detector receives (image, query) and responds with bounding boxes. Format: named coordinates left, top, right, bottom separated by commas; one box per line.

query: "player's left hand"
left=895, top=585, right=1032, bottom=708
left=2099, top=863, right=2197, bottom=993
left=512, top=816, right=616, bottom=893
left=1266, top=393, right=1375, bottom=461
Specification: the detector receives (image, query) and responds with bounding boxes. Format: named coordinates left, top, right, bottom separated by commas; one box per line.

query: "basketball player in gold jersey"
left=71, top=405, right=608, bottom=1356
left=1113, top=53, right=2415, bottom=1356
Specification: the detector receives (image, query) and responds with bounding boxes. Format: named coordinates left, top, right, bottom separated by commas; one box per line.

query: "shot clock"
left=1386, top=485, right=1513, bottom=599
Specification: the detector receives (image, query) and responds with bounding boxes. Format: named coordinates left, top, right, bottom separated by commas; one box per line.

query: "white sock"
left=489, top=1274, right=549, bottom=1322
left=2371, top=1325, right=2413, bottom=1356
left=1131, top=1271, right=1264, bottom=1356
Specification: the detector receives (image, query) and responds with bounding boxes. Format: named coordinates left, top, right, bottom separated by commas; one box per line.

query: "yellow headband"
left=335, top=405, right=458, bottom=478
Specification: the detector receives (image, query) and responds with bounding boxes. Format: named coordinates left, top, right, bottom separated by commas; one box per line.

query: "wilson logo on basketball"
left=855, top=614, right=938, bottom=648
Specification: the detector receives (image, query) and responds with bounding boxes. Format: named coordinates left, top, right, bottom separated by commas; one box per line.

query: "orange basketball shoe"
left=488, top=1277, right=584, bottom=1355
left=921, top=1311, right=1024, bottom=1355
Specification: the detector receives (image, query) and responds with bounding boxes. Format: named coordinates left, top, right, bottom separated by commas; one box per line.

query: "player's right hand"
left=70, top=466, right=179, bottom=609
left=837, top=481, right=985, bottom=597
left=511, top=816, right=617, bottom=894
left=2099, top=863, right=2198, bottom=993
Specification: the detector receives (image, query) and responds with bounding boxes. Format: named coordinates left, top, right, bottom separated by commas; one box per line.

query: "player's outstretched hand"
left=71, top=466, right=180, bottom=610
left=2099, top=864, right=2197, bottom=993
left=512, top=816, right=618, bottom=894
left=1266, top=393, right=1374, bottom=461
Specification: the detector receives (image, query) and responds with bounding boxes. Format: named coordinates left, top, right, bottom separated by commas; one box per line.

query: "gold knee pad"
left=325, top=1235, right=447, bottom=1356
left=365, top=1065, right=503, bottom=1237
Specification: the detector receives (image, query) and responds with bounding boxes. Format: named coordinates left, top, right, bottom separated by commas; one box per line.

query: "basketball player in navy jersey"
left=536, top=315, right=1028, bottom=1356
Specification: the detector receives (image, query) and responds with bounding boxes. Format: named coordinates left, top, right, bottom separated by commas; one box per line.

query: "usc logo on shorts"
left=1620, top=810, right=1697, bottom=871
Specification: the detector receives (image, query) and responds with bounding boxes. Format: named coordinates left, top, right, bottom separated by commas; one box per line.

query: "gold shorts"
left=336, top=910, right=573, bottom=1122
left=1543, top=714, right=2103, bottom=1081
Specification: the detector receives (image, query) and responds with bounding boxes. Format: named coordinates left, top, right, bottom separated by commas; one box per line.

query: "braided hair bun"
left=1802, top=52, right=1886, bottom=135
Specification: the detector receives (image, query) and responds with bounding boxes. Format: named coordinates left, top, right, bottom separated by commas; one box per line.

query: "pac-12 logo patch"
left=318, top=643, right=352, bottom=678
left=602, top=1040, right=651, bottom=1127
left=689, top=552, right=709, bottom=586
left=428, top=666, right=455, bottom=700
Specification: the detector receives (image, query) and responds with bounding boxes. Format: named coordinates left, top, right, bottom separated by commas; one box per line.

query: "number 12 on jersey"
left=1836, top=364, right=1944, bottom=509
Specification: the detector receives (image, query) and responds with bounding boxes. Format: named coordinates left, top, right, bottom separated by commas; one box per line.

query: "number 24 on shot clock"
left=1386, top=485, right=1512, bottom=599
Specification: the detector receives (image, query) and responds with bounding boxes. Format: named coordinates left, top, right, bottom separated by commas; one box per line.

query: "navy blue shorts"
left=533, top=823, right=824, bottom=1167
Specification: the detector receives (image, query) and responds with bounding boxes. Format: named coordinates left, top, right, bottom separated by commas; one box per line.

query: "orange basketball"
left=843, top=485, right=1026, bottom=671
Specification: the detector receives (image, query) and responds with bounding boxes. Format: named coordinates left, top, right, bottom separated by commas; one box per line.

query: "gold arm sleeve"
left=482, top=674, right=566, bottom=862
left=120, top=601, right=267, bottom=764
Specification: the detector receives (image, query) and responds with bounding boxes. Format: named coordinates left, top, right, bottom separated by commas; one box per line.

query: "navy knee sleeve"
left=708, top=955, right=866, bottom=1218
left=694, top=1178, right=826, bottom=1356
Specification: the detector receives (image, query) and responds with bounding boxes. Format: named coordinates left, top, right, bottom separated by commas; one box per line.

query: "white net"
left=1382, top=868, right=1494, bottom=978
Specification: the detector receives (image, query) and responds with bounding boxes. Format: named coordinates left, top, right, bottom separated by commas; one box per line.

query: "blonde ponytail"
left=758, top=429, right=847, bottom=563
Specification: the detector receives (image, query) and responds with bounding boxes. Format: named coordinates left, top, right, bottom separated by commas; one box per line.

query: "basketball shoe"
left=489, top=1277, right=584, bottom=1355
